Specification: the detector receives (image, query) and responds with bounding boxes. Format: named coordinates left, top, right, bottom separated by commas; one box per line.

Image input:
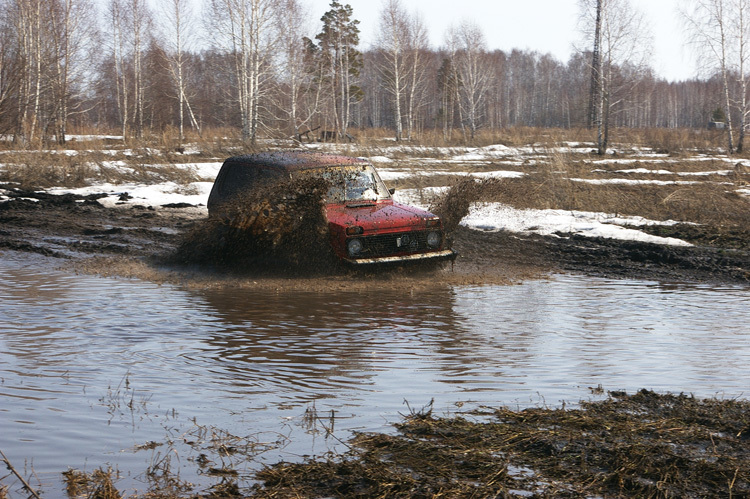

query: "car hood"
left=326, top=200, right=436, bottom=231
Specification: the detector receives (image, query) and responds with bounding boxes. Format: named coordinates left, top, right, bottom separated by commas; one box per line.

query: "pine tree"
left=313, top=1, right=362, bottom=140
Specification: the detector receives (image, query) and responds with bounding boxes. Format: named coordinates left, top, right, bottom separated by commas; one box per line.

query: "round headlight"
left=427, top=231, right=441, bottom=248
left=347, top=238, right=363, bottom=256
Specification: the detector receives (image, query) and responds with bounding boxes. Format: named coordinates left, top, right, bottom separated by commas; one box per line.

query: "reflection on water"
left=195, top=285, right=471, bottom=399
left=1, top=251, right=749, bottom=493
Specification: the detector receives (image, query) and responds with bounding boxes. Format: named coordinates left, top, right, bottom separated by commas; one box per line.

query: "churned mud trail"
left=1, top=185, right=748, bottom=287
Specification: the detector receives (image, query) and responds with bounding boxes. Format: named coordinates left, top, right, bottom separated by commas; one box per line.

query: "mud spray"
left=428, top=177, right=481, bottom=236
left=171, top=176, right=491, bottom=275
left=173, top=176, right=333, bottom=273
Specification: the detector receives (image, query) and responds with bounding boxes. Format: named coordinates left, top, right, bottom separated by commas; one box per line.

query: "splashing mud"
left=172, top=176, right=335, bottom=272
left=429, top=178, right=480, bottom=237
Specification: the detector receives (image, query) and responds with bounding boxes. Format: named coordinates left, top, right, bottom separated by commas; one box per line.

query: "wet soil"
left=249, top=390, right=750, bottom=498
left=1, top=184, right=748, bottom=286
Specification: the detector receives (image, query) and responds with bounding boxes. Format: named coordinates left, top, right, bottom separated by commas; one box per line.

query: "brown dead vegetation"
left=0, top=151, right=209, bottom=189
left=477, top=175, right=750, bottom=227
left=62, top=468, right=121, bottom=499
left=45, top=390, right=750, bottom=498
left=250, top=390, right=750, bottom=499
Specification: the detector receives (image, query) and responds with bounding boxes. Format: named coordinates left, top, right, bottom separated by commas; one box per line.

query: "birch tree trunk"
left=208, top=0, right=274, bottom=144
left=276, top=0, right=314, bottom=140
left=130, top=0, right=147, bottom=139
left=450, top=21, right=492, bottom=141
left=579, top=0, right=651, bottom=155
left=735, top=0, right=750, bottom=153
left=375, top=0, right=408, bottom=141
left=161, top=0, right=199, bottom=142
left=406, top=14, right=429, bottom=140
left=684, top=0, right=738, bottom=153
left=109, top=0, right=129, bottom=139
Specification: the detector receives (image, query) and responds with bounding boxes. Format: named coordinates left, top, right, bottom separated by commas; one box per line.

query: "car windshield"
left=300, top=165, right=391, bottom=203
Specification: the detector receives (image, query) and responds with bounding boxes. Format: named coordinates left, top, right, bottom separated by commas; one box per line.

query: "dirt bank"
left=0, top=184, right=748, bottom=286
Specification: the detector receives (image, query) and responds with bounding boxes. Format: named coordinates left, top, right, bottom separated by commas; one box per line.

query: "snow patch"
left=573, top=178, right=700, bottom=186
left=462, top=203, right=691, bottom=246
left=393, top=188, right=690, bottom=247
left=47, top=181, right=213, bottom=209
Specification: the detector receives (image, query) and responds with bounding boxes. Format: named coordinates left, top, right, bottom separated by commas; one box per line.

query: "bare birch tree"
left=445, top=21, right=493, bottom=141
left=207, top=0, right=277, bottom=143
left=0, top=2, right=21, bottom=135
left=587, top=0, right=603, bottom=129
left=405, top=12, right=430, bottom=139
left=442, top=33, right=463, bottom=139
left=8, top=0, right=46, bottom=144
left=684, top=0, right=736, bottom=152
left=159, top=0, right=200, bottom=142
left=108, top=0, right=129, bottom=138
left=128, top=0, right=150, bottom=139
left=579, top=0, right=651, bottom=154
left=375, top=0, right=410, bottom=140
left=275, top=0, right=319, bottom=140
left=48, top=0, right=98, bottom=144
left=733, top=0, right=750, bottom=151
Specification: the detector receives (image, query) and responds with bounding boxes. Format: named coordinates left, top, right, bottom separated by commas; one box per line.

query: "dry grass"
left=352, top=126, right=585, bottom=149
left=47, top=390, right=750, bottom=498
left=478, top=175, right=750, bottom=225
left=250, top=390, right=750, bottom=498
left=352, top=126, right=733, bottom=152
left=62, top=468, right=122, bottom=499
left=0, top=152, right=96, bottom=188
left=0, top=125, right=741, bottom=153
left=0, top=150, right=206, bottom=189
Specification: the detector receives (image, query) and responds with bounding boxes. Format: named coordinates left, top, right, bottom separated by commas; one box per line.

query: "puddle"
left=1, top=251, right=749, bottom=494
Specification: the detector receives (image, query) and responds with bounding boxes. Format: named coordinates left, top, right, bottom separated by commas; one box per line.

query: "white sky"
left=306, top=0, right=696, bottom=82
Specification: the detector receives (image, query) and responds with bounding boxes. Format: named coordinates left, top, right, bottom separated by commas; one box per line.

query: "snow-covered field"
left=2, top=140, right=748, bottom=247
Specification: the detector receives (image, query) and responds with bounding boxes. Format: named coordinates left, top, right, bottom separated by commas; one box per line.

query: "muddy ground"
left=1, top=184, right=748, bottom=287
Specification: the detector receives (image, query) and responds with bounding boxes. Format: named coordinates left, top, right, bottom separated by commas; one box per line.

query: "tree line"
left=0, top=0, right=741, bottom=150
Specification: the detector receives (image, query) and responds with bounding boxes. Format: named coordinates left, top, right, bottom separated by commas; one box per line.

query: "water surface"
left=1, top=251, right=748, bottom=495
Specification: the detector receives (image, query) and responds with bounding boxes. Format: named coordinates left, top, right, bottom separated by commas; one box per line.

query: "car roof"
left=224, top=151, right=369, bottom=172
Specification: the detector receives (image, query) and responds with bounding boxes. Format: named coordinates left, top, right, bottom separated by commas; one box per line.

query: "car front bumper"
left=342, top=249, right=457, bottom=265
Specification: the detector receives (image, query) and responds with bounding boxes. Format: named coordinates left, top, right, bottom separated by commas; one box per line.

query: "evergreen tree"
left=313, top=1, right=362, bottom=139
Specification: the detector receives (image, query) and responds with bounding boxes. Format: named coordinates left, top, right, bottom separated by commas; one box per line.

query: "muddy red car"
left=207, top=151, right=456, bottom=265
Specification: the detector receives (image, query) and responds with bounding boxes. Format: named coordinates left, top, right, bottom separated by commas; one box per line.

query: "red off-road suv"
left=207, top=151, right=456, bottom=265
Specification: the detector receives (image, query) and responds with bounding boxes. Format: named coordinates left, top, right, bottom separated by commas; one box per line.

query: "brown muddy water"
left=1, top=250, right=749, bottom=496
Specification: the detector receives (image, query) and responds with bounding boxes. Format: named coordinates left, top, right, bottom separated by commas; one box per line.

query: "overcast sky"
left=305, top=0, right=695, bottom=82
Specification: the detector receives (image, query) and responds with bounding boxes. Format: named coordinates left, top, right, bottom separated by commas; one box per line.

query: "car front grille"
left=356, top=230, right=437, bottom=258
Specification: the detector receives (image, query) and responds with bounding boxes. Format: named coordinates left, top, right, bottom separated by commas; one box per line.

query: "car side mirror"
left=388, top=187, right=396, bottom=195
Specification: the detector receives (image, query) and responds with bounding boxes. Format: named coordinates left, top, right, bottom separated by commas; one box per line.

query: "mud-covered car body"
left=207, top=151, right=456, bottom=265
